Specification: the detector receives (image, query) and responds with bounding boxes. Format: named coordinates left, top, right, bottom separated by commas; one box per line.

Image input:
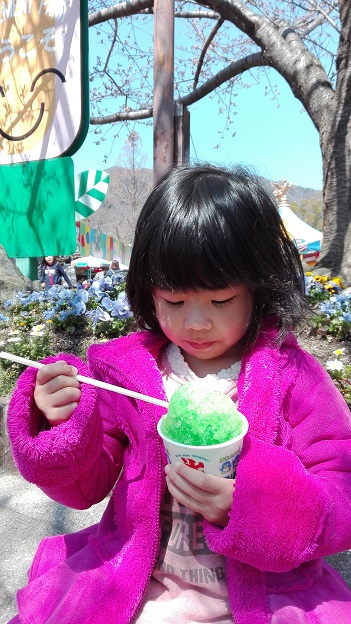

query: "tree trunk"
left=203, top=0, right=351, bottom=281
left=317, top=0, right=351, bottom=281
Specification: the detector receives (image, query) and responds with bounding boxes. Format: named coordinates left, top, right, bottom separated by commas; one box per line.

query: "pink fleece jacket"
left=6, top=323, right=351, bottom=624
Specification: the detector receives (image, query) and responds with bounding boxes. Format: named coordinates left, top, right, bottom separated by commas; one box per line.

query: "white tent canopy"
left=72, top=255, right=110, bottom=269
left=71, top=256, right=129, bottom=271
left=279, top=205, right=323, bottom=251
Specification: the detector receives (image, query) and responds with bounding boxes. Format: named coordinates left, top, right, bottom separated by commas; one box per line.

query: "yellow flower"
left=331, top=277, right=345, bottom=288
left=19, top=322, right=25, bottom=326
left=334, top=348, right=345, bottom=356
left=46, top=319, right=53, bottom=324
left=305, top=272, right=312, bottom=276
left=314, top=275, right=329, bottom=283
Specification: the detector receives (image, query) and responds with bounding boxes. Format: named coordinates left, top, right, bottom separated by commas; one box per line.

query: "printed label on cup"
left=158, top=413, right=249, bottom=479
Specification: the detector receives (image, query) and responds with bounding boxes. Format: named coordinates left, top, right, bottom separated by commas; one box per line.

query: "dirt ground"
left=297, top=326, right=351, bottom=367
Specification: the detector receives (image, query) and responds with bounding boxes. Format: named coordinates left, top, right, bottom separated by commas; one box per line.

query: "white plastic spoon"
left=0, top=351, right=169, bottom=409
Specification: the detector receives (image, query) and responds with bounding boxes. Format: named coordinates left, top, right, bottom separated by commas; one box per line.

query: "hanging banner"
left=76, top=220, right=132, bottom=267
left=0, top=0, right=89, bottom=163
left=0, top=157, right=76, bottom=257
left=75, top=170, right=110, bottom=220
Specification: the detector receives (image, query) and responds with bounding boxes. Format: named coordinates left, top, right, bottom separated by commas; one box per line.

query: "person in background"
left=109, top=258, right=125, bottom=283
left=40, top=256, right=72, bottom=290
left=110, top=258, right=121, bottom=272
left=94, top=262, right=112, bottom=280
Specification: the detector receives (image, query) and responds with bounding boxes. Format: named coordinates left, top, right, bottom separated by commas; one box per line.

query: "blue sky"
left=72, top=70, right=323, bottom=191
left=189, top=74, right=323, bottom=190
left=72, top=20, right=323, bottom=192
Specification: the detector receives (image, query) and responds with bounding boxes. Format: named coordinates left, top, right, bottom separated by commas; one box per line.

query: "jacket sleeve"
left=58, top=264, right=72, bottom=288
left=203, top=351, right=351, bottom=573
left=7, top=353, right=127, bottom=509
left=39, top=264, right=45, bottom=282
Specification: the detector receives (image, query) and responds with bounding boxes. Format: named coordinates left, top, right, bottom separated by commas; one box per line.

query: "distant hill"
left=286, top=185, right=320, bottom=203
left=85, top=167, right=323, bottom=243
left=85, top=167, right=153, bottom=244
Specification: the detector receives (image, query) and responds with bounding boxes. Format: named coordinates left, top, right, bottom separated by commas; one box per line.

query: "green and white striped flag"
left=75, top=170, right=110, bottom=220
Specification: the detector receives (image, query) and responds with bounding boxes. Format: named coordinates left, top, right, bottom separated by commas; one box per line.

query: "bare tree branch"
left=297, top=14, right=331, bottom=37
left=193, top=17, right=224, bottom=90
left=195, top=0, right=261, bottom=38
left=181, top=51, right=270, bottom=106
left=86, top=1, right=351, bottom=279
left=89, top=0, right=153, bottom=26
left=90, top=108, right=153, bottom=125
left=141, top=8, right=221, bottom=18
left=90, top=51, right=269, bottom=124
left=294, top=0, right=340, bottom=33
left=104, top=19, right=118, bottom=71
left=173, top=9, right=220, bottom=18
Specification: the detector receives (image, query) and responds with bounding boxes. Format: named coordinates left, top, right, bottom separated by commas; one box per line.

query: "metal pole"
left=153, top=0, right=175, bottom=185
left=174, top=102, right=190, bottom=164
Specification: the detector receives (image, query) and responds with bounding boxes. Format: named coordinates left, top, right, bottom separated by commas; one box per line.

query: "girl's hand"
left=34, top=361, right=81, bottom=427
left=165, top=462, right=235, bottom=527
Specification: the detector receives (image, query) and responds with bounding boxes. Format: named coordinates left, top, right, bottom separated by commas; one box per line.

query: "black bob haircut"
left=126, top=163, right=307, bottom=349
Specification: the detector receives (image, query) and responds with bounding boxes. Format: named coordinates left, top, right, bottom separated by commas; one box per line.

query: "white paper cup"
left=157, top=412, right=249, bottom=479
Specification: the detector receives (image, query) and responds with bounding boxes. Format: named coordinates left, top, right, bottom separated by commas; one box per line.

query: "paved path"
left=1, top=469, right=351, bottom=623
left=0, top=470, right=106, bottom=623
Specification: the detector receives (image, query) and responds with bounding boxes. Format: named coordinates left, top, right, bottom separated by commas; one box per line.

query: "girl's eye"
left=212, top=297, right=235, bottom=306
left=164, top=299, right=184, bottom=307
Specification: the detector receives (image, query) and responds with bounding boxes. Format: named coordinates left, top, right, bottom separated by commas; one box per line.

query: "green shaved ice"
left=161, top=382, right=244, bottom=446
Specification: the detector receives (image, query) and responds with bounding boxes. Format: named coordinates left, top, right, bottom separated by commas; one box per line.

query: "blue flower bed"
left=304, top=274, right=351, bottom=340
left=0, top=274, right=134, bottom=395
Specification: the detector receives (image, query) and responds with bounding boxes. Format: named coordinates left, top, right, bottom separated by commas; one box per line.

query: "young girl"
left=7, top=164, right=351, bottom=624
left=40, top=255, right=72, bottom=290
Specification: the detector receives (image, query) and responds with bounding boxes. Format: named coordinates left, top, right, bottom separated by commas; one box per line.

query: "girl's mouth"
left=186, top=341, right=214, bottom=350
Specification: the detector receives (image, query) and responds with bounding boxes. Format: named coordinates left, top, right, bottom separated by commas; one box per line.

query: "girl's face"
left=153, top=285, right=253, bottom=375
left=45, top=256, right=54, bottom=265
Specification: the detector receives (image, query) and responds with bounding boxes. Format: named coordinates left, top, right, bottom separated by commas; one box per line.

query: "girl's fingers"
left=165, top=464, right=215, bottom=504
left=34, top=362, right=81, bottom=426
left=49, top=386, right=81, bottom=407
left=165, top=462, right=236, bottom=526
left=166, top=474, right=206, bottom=514
left=36, top=362, right=78, bottom=385
left=166, top=462, right=221, bottom=494
left=34, top=385, right=81, bottom=413
left=45, top=403, right=79, bottom=426
left=36, top=374, right=81, bottom=396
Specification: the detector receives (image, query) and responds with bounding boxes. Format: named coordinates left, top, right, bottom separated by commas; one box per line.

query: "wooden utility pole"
left=174, top=103, right=190, bottom=164
left=153, top=0, right=175, bottom=185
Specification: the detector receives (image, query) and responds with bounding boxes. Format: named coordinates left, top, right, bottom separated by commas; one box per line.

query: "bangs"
left=144, top=193, right=250, bottom=292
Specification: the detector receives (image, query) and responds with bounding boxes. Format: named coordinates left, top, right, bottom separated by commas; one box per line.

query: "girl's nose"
left=184, top=307, right=212, bottom=331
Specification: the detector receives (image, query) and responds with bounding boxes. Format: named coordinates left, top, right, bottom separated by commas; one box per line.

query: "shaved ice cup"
left=157, top=412, right=249, bottom=479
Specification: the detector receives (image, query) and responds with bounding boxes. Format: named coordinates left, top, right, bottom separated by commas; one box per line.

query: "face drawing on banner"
left=0, top=0, right=81, bottom=161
